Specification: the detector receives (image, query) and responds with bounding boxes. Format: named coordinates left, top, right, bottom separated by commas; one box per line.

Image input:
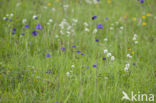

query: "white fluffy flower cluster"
left=132, top=34, right=138, bottom=44
left=104, top=49, right=115, bottom=61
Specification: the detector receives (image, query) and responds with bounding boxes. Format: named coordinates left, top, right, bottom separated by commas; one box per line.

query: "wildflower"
left=146, top=13, right=151, bottom=17
left=46, top=69, right=51, bottom=74
left=111, top=56, right=115, bottom=61
left=10, top=19, right=12, bottom=21
left=61, top=48, right=66, bottom=51
left=92, top=16, right=97, bottom=20
left=132, top=51, right=135, bottom=55
left=124, top=67, right=129, bottom=72
left=35, top=24, right=42, bottom=29
left=104, top=49, right=108, bottom=53
left=32, top=31, right=38, bottom=36
left=128, top=48, right=131, bottom=51
left=71, top=65, right=75, bottom=68
left=25, top=25, right=29, bottom=28
left=48, top=2, right=52, bottom=6
left=12, top=28, right=16, bottom=31
left=133, top=62, right=136, bottom=66
left=103, top=57, right=106, bottom=60
left=140, top=0, right=144, bottom=3
left=93, top=29, right=97, bottom=34
left=49, top=19, right=53, bottom=23
left=81, top=53, right=85, bottom=56
left=142, top=16, right=146, bottom=19
left=107, top=53, right=111, bottom=57
left=93, top=64, right=97, bottom=68
left=120, top=26, right=124, bottom=30
left=110, top=27, right=114, bottom=30
left=21, top=33, right=25, bottom=35
left=77, top=51, right=81, bottom=54
left=22, top=19, right=27, bottom=23
left=3, top=17, right=8, bottom=21
left=142, top=22, right=147, bottom=26
left=85, top=28, right=89, bottom=32
left=86, top=66, right=89, bottom=69
left=132, top=17, right=137, bottom=21
left=72, top=45, right=76, bottom=48
left=97, top=24, right=103, bottom=29
left=96, top=39, right=99, bottom=42
left=84, top=22, right=89, bottom=26
left=135, top=41, right=138, bottom=44
left=127, top=54, right=132, bottom=58
left=66, top=72, right=70, bottom=77
left=104, top=38, right=108, bottom=42
left=33, top=15, right=38, bottom=19
left=46, top=54, right=51, bottom=58
left=105, top=17, right=109, bottom=21
left=12, top=32, right=15, bottom=35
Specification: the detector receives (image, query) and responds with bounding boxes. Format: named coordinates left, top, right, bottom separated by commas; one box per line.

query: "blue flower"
left=46, top=69, right=51, bottom=74
left=12, top=28, right=16, bottom=31
left=93, top=64, right=97, bottom=68
left=35, top=24, right=42, bottom=30
left=77, top=51, right=81, bottom=54
left=97, top=24, right=103, bottom=29
left=86, top=66, right=89, bottom=69
left=140, top=0, right=144, bottom=3
left=61, top=47, right=66, bottom=51
left=12, top=32, right=15, bottom=35
left=92, top=16, right=97, bottom=20
left=32, top=31, right=38, bottom=36
left=25, top=25, right=29, bottom=28
left=10, top=19, right=12, bottom=21
left=81, top=53, right=85, bottom=55
left=103, top=57, right=106, bottom=60
left=72, top=45, right=76, bottom=48
left=96, top=39, right=99, bottom=42
left=4, top=17, right=8, bottom=21
left=105, top=17, right=109, bottom=21
left=46, top=54, right=51, bottom=58
left=21, top=33, right=25, bottom=35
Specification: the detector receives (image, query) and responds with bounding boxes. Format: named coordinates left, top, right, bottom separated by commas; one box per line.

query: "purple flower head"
left=21, top=33, right=25, bottom=35
left=93, top=64, right=97, bottom=68
left=81, top=53, right=85, bottom=56
left=25, top=25, right=29, bottom=28
left=97, top=24, right=103, bottom=29
left=4, top=17, right=8, bottom=21
left=86, top=66, right=89, bottom=69
left=105, top=17, right=109, bottom=21
left=77, top=51, right=81, bottom=54
left=140, top=0, right=144, bottom=3
left=96, top=39, right=99, bottom=42
left=46, top=69, right=51, bottom=74
left=97, top=0, right=100, bottom=2
left=12, top=28, right=16, bottom=31
left=32, top=31, right=38, bottom=36
left=72, top=45, right=76, bottom=48
left=12, top=32, right=15, bottom=35
left=92, top=16, right=97, bottom=20
left=46, top=53, right=51, bottom=58
left=103, top=57, right=106, bottom=60
left=35, top=24, right=42, bottom=30
left=61, top=47, right=66, bottom=51
left=10, top=19, right=12, bottom=21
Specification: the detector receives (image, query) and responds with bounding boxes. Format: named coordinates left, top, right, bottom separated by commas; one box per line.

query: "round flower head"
left=92, top=16, right=97, bottom=20
left=25, top=25, right=29, bottom=28
left=140, top=0, right=144, bottom=3
left=12, top=32, right=15, bottom=35
left=72, top=45, right=76, bottom=48
left=61, top=47, right=66, bottom=51
left=35, top=24, right=42, bottom=30
left=12, top=28, right=16, bottom=31
left=46, top=54, right=51, bottom=58
left=105, top=17, right=109, bottom=21
left=103, top=57, right=106, bottom=60
left=32, top=31, right=38, bottom=36
left=93, top=64, right=97, bottom=68
left=96, top=39, right=99, bottom=42
left=97, top=24, right=103, bottom=29
left=81, top=53, right=85, bottom=56
left=77, top=51, right=81, bottom=54
left=86, top=66, right=89, bottom=69
left=21, top=33, right=25, bottom=35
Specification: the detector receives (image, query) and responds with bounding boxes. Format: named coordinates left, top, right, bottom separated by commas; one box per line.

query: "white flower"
left=33, top=15, right=37, bottom=19
left=71, top=65, right=75, bottom=68
left=6, top=14, right=9, bottom=17
left=60, top=30, right=64, bottom=35
left=126, top=63, right=130, bottom=68
left=10, top=13, right=14, bottom=17
left=115, top=21, right=119, bottom=25
left=43, top=6, right=48, bottom=9
left=93, top=29, right=97, bottom=34
left=66, top=72, right=70, bottom=77
left=107, top=53, right=111, bottom=57
left=104, top=49, right=108, bottom=53
left=124, top=67, right=129, bottom=72
left=52, top=8, right=56, bottom=11
left=135, top=41, right=138, bottom=44
left=55, top=35, right=59, bottom=38
left=85, top=28, right=89, bottom=32
left=120, top=26, right=124, bottom=30
left=132, top=37, right=137, bottom=41
left=111, top=56, right=115, bottom=61
left=84, top=22, right=89, bottom=26
left=72, top=19, right=78, bottom=23
left=49, top=19, right=53, bottom=23
left=104, top=38, right=108, bottom=42
left=22, top=19, right=27, bottom=24
left=127, top=54, right=132, bottom=58
left=110, top=27, right=114, bottom=30
left=3, top=17, right=6, bottom=20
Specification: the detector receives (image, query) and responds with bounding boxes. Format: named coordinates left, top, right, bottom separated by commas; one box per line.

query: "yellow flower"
left=7, top=70, right=10, bottom=73
left=146, top=13, right=151, bottom=17
left=48, top=2, right=52, bottom=6
left=132, top=17, right=136, bottom=21
left=132, top=51, right=135, bottom=55
left=142, top=16, right=146, bottom=19
left=142, top=22, right=147, bottom=26
left=128, top=48, right=131, bottom=51
left=107, top=0, right=112, bottom=4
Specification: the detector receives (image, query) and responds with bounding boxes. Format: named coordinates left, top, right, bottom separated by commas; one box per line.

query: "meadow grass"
left=0, top=0, right=156, bottom=103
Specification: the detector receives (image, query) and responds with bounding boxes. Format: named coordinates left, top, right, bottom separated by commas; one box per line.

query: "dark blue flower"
left=81, top=53, right=85, bottom=55
left=103, top=57, right=106, bottom=60
left=93, top=64, right=97, bottom=68
left=46, top=69, right=51, bottom=74
left=21, top=33, right=25, bottom=35
left=25, top=25, right=29, bottom=28
left=92, top=16, right=97, bottom=20
left=77, top=51, right=81, bottom=54
left=140, top=0, right=144, bottom=3
left=72, top=45, right=76, bottom=48
left=10, top=19, right=12, bottom=21
left=97, top=24, right=103, bottom=29
left=35, top=24, right=42, bottom=30
left=32, top=31, right=38, bottom=36
left=61, top=47, right=66, bottom=51
left=97, top=0, right=100, bottom=2
left=86, top=66, right=89, bottom=69
left=46, top=54, right=51, bottom=58
left=12, top=32, right=15, bottom=35
left=12, top=28, right=16, bottom=31
left=4, top=17, right=8, bottom=21
left=105, top=17, right=109, bottom=20
left=96, top=39, right=99, bottom=42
